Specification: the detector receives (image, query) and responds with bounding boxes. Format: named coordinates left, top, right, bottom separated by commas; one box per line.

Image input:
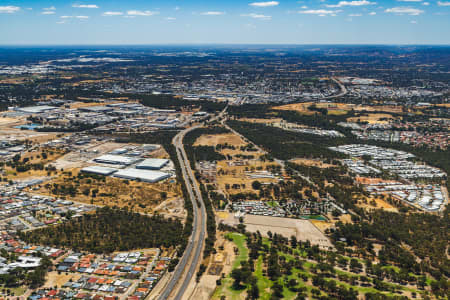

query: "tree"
left=251, top=180, right=262, bottom=190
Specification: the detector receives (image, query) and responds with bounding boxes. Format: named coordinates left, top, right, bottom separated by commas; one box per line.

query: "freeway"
left=156, top=125, right=206, bottom=300
left=157, top=106, right=227, bottom=300
left=326, top=77, right=348, bottom=99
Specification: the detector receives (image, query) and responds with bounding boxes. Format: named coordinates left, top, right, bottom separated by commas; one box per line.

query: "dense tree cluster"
left=20, top=207, right=183, bottom=254
left=332, top=208, right=450, bottom=280
left=227, top=120, right=348, bottom=160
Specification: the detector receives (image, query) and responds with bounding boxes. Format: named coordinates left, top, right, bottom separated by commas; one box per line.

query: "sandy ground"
left=347, top=113, right=395, bottom=124
left=290, top=158, right=336, bottom=169
left=357, top=197, right=398, bottom=212
left=154, top=197, right=186, bottom=221
left=272, top=102, right=356, bottom=115
left=310, top=219, right=334, bottom=232
left=216, top=160, right=280, bottom=195
left=237, top=117, right=283, bottom=124
left=355, top=177, right=399, bottom=185
left=222, top=214, right=333, bottom=249
left=44, top=272, right=81, bottom=288
left=36, top=171, right=180, bottom=214
left=194, top=133, right=247, bottom=148
left=272, top=102, right=404, bottom=116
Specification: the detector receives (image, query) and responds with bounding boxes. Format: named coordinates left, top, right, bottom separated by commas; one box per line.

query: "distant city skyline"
left=0, top=0, right=449, bottom=45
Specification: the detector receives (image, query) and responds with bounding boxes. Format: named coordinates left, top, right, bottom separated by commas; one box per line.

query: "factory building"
left=81, top=166, right=118, bottom=176
left=93, top=154, right=140, bottom=166
left=113, top=169, right=170, bottom=183
left=136, top=158, right=169, bottom=170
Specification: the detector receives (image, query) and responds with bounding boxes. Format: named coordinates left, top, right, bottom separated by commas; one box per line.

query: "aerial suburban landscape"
left=0, top=1, right=449, bottom=300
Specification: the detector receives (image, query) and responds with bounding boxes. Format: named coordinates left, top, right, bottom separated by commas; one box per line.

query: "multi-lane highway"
left=156, top=125, right=206, bottom=300
left=156, top=107, right=227, bottom=300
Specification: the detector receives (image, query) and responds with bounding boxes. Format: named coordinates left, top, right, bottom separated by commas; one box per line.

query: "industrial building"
left=16, top=105, right=57, bottom=114
left=93, top=154, right=140, bottom=166
left=113, top=169, right=170, bottom=183
left=81, top=166, right=118, bottom=176
left=136, top=158, right=169, bottom=170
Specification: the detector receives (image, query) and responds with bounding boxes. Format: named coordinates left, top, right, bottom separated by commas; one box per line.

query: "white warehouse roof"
left=113, top=168, right=170, bottom=183
left=81, top=166, right=118, bottom=176
left=136, top=158, right=169, bottom=170
left=93, top=154, right=140, bottom=166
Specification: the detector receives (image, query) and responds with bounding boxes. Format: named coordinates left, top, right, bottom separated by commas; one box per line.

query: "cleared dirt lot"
left=347, top=113, right=395, bottom=124
left=194, top=133, right=246, bottom=148
left=357, top=197, right=398, bottom=212
left=290, top=158, right=336, bottom=169
left=223, top=214, right=333, bottom=249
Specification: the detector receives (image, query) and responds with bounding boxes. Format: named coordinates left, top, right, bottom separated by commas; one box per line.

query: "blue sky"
left=0, top=0, right=449, bottom=44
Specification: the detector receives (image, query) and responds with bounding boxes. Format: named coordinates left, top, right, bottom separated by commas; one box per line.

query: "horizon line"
left=0, top=43, right=450, bottom=47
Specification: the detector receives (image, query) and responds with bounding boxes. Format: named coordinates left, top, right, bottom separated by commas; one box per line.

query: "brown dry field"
left=273, top=102, right=405, bottom=115
left=194, top=133, right=246, bottom=148
left=0, top=77, right=27, bottom=84
left=272, top=102, right=316, bottom=114
left=237, top=117, right=284, bottom=124
left=434, top=103, right=450, bottom=108
left=357, top=196, right=398, bottom=212
left=355, top=177, right=399, bottom=185
left=216, top=160, right=280, bottom=195
left=2, top=148, right=66, bottom=180
left=68, top=101, right=121, bottom=109
left=272, top=102, right=355, bottom=114
left=354, top=105, right=404, bottom=113
left=235, top=215, right=333, bottom=249
left=310, top=219, right=334, bottom=232
left=347, top=113, right=395, bottom=124
left=290, top=158, right=336, bottom=169
left=0, top=116, right=24, bottom=125
left=44, top=272, right=80, bottom=288
left=34, top=169, right=181, bottom=214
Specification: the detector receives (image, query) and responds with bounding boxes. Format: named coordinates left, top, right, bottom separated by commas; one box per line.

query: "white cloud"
left=437, top=1, right=450, bottom=6
left=56, top=20, right=66, bottom=24
left=175, top=6, right=180, bottom=11
left=76, top=15, right=89, bottom=19
left=397, top=0, right=422, bottom=2
left=369, top=11, right=377, bottom=15
left=422, top=2, right=429, bottom=5
left=301, top=5, right=308, bottom=9
left=385, top=6, right=424, bottom=15
left=72, top=4, right=99, bottom=9
left=43, top=6, right=56, bottom=11
left=241, top=13, right=272, bottom=20
left=42, top=11, right=55, bottom=15
left=349, top=13, right=362, bottom=16
left=298, top=9, right=341, bottom=16
left=249, top=1, right=279, bottom=7
left=127, top=10, right=159, bottom=16
left=102, top=11, right=123, bottom=16
left=200, top=11, right=225, bottom=15
left=165, top=17, right=176, bottom=20
left=326, top=0, right=375, bottom=8
left=0, top=6, right=20, bottom=13
left=60, top=16, right=73, bottom=19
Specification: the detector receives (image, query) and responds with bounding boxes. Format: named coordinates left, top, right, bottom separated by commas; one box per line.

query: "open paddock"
left=230, top=215, right=333, bottom=249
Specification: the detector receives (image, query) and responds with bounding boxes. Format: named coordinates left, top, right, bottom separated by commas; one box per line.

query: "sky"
left=0, top=0, right=449, bottom=45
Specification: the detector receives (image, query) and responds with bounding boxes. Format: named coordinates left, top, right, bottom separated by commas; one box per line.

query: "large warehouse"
left=81, top=166, right=118, bottom=176
left=135, top=158, right=169, bottom=170
left=113, top=168, right=170, bottom=183
left=93, top=154, right=140, bottom=166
